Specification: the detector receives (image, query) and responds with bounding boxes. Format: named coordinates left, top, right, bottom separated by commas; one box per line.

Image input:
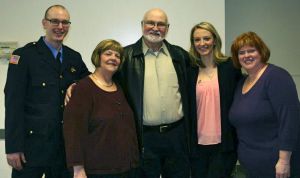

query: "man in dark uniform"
left=4, top=5, right=89, bottom=178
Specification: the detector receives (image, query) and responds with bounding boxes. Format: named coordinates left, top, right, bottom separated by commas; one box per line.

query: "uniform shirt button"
left=59, top=75, right=63, bottom=79
left=29, top=130, right=34, bottom=134
left=42, top=83, right=46, bottom=87
left=61, top=90, right=64, bottom=94
left=61, top=120, right=64, bottom=124
left=61, top=104, right=64, bottom=108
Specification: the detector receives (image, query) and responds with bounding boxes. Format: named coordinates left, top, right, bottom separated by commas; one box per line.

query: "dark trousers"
left=190, top=144, right=237, bottom=178
left=11, top=165, right=70, bottom=178
left=87, top=168, right=138, bottom=178
left=140, top=121, right=189, bottom=178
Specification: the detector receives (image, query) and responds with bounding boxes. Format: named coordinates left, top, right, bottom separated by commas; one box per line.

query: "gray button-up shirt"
left=142, top=40, right=183, bottom=126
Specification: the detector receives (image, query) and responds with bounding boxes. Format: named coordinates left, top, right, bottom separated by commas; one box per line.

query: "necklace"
left=203, top=69, right=215, bottom=79
left=197, top=67, right=216, bottom=84
left=91, top=73, right=114, bottom=87
left=200, top=67, right=216, bottom=79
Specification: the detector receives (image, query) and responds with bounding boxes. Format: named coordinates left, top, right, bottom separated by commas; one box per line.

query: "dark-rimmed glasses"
left=142, top=20, right=169, bottom=29
left=45, top=18, right=71, bottom=27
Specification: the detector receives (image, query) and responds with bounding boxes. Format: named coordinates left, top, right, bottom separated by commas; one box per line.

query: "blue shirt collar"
left=43, top=36, right=63, bottom=61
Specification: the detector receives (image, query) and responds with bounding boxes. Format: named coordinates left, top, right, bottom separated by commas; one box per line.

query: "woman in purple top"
left=229, top=32, right=300, bottom=178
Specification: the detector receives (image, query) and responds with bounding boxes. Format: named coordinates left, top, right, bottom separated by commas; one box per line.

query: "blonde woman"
left=188, top=22, right=241, bottom=178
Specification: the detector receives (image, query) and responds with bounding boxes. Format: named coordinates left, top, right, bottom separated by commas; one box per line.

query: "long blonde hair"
left=189, top=22, right=228, bottom=67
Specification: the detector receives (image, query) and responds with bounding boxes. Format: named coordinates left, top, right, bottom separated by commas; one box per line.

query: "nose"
left=57, top=22, right=63, bottom=28
left=244, top=51, right=251, bottom=57
left=152, top=24, right=159, bottom=30
left=112, top=54, right=120, bottom=60
left=199, top=39, right=205, bottom=45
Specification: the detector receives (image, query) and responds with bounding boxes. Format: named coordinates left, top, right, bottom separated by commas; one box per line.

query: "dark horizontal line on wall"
left=0, top=129, right=4, bottom=139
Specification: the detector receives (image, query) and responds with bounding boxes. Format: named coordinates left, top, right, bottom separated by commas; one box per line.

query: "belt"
left=143, top=119, right=183, bottom=133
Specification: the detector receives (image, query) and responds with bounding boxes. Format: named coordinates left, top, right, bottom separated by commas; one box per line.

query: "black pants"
left=140, top=122, right=189, bottom=178
left=11, top=165, right=70, bottom=178
left=87, top=168, right=138, bottom=178
left=190, top=144, right=237, bottom=178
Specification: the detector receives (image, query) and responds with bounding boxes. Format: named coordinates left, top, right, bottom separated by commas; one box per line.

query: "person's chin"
left=55, top=34, right=67, bottom=41
left=144, top=35, right=164, bottom=43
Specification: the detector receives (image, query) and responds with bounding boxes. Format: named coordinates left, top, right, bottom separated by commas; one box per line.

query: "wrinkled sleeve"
left=267, top=69, right=300, bottom=151
left=4, top=49, right=28, bottom=153
left=63, top=80, right=92, bottom=168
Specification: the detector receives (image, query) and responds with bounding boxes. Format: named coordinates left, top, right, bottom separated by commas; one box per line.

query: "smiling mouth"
left=244, top=58, right=255, bottom=63
left=107, top=61, right=118, bottom=66
left=149, top=31, right=161, bottom=36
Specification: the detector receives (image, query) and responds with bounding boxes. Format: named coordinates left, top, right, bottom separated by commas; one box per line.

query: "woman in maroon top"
left=63, top=39, right=139, bottom=178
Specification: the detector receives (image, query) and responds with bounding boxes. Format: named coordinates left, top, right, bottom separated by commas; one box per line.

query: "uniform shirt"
left=43, top=37, right=63, bottom=62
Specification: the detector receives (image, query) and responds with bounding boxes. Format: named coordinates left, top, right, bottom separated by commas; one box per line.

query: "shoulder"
left=266, top=64, right=293, bottom=80
left=63, top=45, right=81, bottom=56
left=165, top=41, right=189, bottom=63
left=219, top=57, right=232, bottom=65
left=10, top=41, right=39, bottom=65
left=165, top=41, right=188, bottom=54
left=75, top=76, right=92, bottom=90
left=71, top=76, right=94, bottom=99
left=263, top=64, right=297, bottom=91
left=218, top=57, right=238, bottom=71
left=13, top=41, right=38, bottom=55
left=124, top=38, right=143, bottom=55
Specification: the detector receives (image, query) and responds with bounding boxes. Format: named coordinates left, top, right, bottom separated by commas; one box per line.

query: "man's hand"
left=7, top=152, right=26, bottom=170
left=64, top=83, right=76, bottom=106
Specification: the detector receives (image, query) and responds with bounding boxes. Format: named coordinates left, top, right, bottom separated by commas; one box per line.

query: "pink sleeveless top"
left=196, top=74, right=221, bottom=145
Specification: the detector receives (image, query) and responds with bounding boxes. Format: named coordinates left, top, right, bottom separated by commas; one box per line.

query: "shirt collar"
left=43, top=36, right=63, bottom=58
left=142, top=39, right=168, bottom=57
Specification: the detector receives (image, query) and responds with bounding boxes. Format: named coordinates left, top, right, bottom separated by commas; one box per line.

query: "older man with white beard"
left=117, top=8, right=191, bottom=178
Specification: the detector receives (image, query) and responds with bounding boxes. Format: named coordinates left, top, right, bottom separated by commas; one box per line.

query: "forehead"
left=102, top=49, right=120, bottom=53
left=47, top=7, right=70, bottom=19
left=239, top=45, right=256, bottom=51
left=193, top=28, right=212, bottom=37
left=144, top=10, right=167, bottom=22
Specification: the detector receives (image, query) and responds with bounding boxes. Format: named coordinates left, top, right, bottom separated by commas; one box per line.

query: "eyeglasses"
left=142, top=20, right=169, bottom=29
left=45, top=18, right=71, bottom=27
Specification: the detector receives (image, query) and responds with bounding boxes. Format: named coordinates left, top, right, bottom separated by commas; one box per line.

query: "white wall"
left=0, top=1, right=225, bottom=177
left=0, top=0, right=225, bottom=129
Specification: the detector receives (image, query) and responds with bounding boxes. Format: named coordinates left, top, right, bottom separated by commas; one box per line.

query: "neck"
left=44, top=37, right=62, bottom=51
left=93, top=69, right=113, bottom=83
left=201, top=55, right=215, bottom=68
left=247, top=63, right=266, bottom=80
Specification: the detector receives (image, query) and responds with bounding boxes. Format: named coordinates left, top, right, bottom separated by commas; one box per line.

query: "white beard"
left=143, top=34, right=165, bottom=43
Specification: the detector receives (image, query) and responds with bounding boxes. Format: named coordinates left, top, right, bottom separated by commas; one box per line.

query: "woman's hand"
left=275, top=150, right=292, bottom=178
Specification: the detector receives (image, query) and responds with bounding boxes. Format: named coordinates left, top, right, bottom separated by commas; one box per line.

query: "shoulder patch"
left=9, top=55, right=20, bottom=64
